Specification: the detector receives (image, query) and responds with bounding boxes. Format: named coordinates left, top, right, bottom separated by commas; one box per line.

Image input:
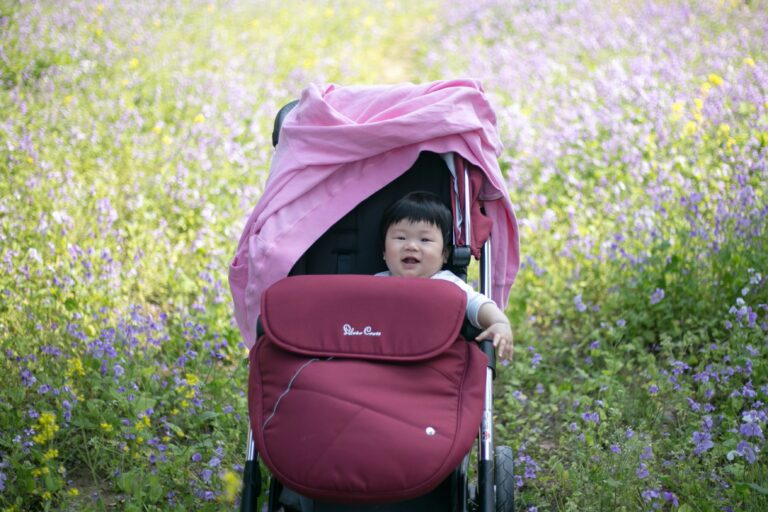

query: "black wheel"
left=495, top=446, right=515, bottom=512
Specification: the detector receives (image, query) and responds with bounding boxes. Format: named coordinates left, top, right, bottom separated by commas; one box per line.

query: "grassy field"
left=1, top=0, right=767, bottom=510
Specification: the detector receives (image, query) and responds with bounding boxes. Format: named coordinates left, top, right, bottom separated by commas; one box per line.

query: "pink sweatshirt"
left=230, top=79, right=520, bottom=348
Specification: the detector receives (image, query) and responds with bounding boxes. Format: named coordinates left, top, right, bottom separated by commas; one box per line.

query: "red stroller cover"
left=248, top=275, right=487, bottom=503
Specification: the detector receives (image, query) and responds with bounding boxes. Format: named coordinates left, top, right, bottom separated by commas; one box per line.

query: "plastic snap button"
left=426, top=427, right=436, bottom=436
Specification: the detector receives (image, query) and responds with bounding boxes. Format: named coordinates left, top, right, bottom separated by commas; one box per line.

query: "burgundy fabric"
left=248, top=275, right=487, bottom=503
left=261, top=275, right=467, bottom=361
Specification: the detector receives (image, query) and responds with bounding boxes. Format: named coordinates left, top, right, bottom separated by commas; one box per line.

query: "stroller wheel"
left=494, top=446, right=515, bottom=512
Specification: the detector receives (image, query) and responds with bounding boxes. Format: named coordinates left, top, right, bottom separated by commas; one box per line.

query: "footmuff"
left=248, top=274, right=487, bottom=504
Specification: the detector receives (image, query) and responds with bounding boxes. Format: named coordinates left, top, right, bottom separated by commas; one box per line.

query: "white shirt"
left=374, top=270, right=494, bottom=329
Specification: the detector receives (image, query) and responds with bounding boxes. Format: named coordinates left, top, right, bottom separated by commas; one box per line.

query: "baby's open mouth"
left=402, top=257, right=419, bottom=264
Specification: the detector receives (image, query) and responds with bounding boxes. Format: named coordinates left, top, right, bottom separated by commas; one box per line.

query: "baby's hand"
left=476, top=322, right=514, bottom=360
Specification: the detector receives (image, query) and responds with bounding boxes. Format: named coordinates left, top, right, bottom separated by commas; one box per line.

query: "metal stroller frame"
left=240, top=101, right=515, bottom=512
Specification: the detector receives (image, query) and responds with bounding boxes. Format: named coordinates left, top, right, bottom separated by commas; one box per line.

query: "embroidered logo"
left=342, top=324, right=382, bottom=337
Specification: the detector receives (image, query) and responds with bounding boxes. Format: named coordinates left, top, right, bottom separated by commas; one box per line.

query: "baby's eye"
left=421, top=238, right=434, bottom=243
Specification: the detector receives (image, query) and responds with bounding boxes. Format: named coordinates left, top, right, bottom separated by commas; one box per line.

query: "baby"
left=376, top=191, right=513, bottom=359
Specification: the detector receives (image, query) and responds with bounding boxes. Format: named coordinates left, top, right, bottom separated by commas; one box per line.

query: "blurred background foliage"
left=1, top=0, right=767, bottom=510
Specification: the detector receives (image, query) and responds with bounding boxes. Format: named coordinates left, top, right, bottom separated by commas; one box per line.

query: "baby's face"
left=383, top=219, right=447, bottom=278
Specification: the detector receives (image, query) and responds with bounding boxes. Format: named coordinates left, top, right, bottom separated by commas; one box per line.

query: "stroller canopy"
left=230, top=79, right=520, bottom=348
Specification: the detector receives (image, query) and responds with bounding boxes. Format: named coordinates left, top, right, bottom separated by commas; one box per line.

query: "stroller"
left=230, top=81, right=520, bottom=512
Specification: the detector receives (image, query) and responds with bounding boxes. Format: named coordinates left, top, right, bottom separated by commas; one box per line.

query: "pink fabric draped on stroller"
left=229, top=79, right=519, bottom=350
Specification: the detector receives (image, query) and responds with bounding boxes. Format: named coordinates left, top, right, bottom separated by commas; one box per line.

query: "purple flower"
left=636, top=463, right=650, bottom=479
left=582, top=411, right=600, bottom=424
left=640, top=446, right=654, bottom=460
left=648, top=384, right=659, bottom=395
left=191, top=452, right=202, bottom=462
left=650, top=288, right=665, bottom=305
left=208, top=456, right=221, bottom=468
left=201, top=468, right=213, bottom=483
left=574, top=294, right=587, bottom=312
left=641, top=488, right=659, bottom=501
left=736, top=441, right=758, bottom=464
left=692, top=431, right=714, bottom=456
left=610, top=444, right=621, bottom=454
left=663, top=491, right=679, bottom=506
left=20, top=369, right=36, bottom=388
left=739, top=422, right=763, bottom=439
left=687, top=397, right=701, bottom=411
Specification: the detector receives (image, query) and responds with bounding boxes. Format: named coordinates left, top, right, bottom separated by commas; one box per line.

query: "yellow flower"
left=33, top=413, right=59, bottom=444
left=181, top=400, right=189, bottom=409
left=744, top=57, right=756, bottom=67
left=43, top=448, right=58, bottom=461
left=64, top=95, right=73, bottom=105
left=207, top=3, right=216, bottom=13
left=66, top=357, right=85, bottom=378
left=96, top=4, right=104, bottom=14
left=136, top=436, right=144, bottom=445
left=129, top=58, right=139, bottom=69
left=194, top=114, right=205, bottom=124
left=708, top=73, right=724, bottom=86
left=68, top=488, right=80, bottom=497
left=718, top=123, right=730, bottom=137
left=221, top=470, right=240, bottom=503
left=700, top=82, right=712, bottom=95
left=100, top=422, right=113, bottom=433
left=162, top=136, right=172, bottom=145
left=185, top=373, right=200, bottom=386
left=324, top=7, right=334, bottom=17
left=682, top=121, right=698, bottom=138
left=670, top=101, right=684, bottom=121
left=42, top=492, right=52, bottom=501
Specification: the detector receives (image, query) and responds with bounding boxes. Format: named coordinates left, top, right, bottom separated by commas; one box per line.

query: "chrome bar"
left=246, top=425, right=255, bottom=461
left=480, top=238, right=492, bottom=296
left=480, top=369, right=494, bottom=461
left=463, top=165, right=472, bottom=246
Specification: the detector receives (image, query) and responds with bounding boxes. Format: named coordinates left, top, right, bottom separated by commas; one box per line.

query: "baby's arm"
left=475, top=302, right=514, bottom=360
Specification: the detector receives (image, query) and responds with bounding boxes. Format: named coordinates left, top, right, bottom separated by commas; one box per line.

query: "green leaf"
left=147, top=474, right=163, bottom=502
left=737, top=482, right=768, bottom=495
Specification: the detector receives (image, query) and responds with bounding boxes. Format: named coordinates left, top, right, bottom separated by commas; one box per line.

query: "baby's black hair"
left=380, top=191, right=453, bottom=251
